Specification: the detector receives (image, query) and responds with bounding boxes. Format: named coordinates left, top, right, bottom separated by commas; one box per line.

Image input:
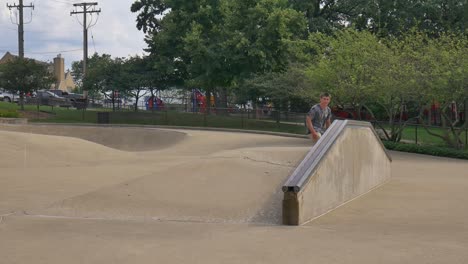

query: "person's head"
left=319, top=92, right=331, bottom=107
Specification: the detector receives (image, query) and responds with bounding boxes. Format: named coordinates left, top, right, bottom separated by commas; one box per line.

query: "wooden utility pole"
left=7, top=0, right=34, bottom=59
left=70, top=2, right=101, bottom=97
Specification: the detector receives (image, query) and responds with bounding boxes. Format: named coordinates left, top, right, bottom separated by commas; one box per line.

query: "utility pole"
left=7, top=0, right=34, bottom=59
left=70, top=2, right=101, bottom=97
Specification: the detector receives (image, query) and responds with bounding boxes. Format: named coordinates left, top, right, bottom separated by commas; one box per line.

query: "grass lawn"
left=379, top=122, right=468, bottom=148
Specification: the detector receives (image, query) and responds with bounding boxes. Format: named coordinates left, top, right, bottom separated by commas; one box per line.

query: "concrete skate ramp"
left=0, top=126, right=311, bottom=223
left=282, top=120, right=392, bottom=225
left=0, top=124, right=186, bottom=151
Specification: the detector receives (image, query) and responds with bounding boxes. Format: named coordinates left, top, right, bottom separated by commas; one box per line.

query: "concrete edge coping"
left=0, top=118, right=28, bottom=124
left=9, top=122, right=309, bottom=139
left=282, top=120, right=392, bottom=194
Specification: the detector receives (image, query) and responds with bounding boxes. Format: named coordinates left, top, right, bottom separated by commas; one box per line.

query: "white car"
left=0, top=89, right=19, bottom=102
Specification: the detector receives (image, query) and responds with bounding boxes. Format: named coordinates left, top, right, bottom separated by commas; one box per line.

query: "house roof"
left=0, top=52, right=52, bottom=66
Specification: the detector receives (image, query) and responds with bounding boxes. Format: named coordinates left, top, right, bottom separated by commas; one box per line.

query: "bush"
left=0, top=109, right=19, bottom=118
left=383, top=141, right=468, bottom=160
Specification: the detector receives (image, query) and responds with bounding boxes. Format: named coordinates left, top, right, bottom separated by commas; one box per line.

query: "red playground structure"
left=146, top=96, right=165, bottom=110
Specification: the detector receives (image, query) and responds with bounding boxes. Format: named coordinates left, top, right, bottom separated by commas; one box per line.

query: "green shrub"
left=383, top=141, right=468, bottom=160
left=0, top=109, right=19, bottom=118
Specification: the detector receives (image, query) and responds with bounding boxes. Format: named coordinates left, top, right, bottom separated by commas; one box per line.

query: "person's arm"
left=325, top=108, right=332, bottom=129
left=306, top=115, right=320, bottom=140
left=325, top=118, right=331, bottom=129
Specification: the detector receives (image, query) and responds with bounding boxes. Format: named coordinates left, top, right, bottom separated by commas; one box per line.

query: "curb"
left=0, top=118, right=28, bottom=124
left=22, top=122, right=309, bottom=139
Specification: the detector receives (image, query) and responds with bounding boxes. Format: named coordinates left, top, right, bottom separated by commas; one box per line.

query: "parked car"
left=0, top=89, right=19, bottom=103
left=48, top=89, right=87, bottom=109
left=26, top=90, right=72, bottom=107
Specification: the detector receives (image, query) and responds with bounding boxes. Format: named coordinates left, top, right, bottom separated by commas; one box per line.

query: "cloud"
left=0, top=0, right=147, bottom=70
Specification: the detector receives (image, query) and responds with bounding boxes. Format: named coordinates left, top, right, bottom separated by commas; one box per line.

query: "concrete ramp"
left=0, top=124, right=187, bottom=151
left=282, top=120, right=392, bottom=225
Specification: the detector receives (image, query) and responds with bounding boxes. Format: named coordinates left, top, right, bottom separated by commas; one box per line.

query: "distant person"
left=306, top=93, right=332, bottom=142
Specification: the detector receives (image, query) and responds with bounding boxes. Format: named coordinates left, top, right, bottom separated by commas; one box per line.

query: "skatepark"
left=1, top=123, right=467, bottom=263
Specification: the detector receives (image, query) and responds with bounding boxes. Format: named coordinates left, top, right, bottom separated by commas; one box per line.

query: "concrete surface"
left=0, top=124, right=467, bottom=264
left=0, top=118, right=27, bottom=124
left=284, top=125, right=392, bottom=225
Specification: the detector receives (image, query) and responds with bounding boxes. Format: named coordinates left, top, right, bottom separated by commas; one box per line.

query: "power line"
left=90, top=28, right=96, bottom=54
left=26, top=48, right=82, bottom=54
left=49, top=0, right=75, bottom=4
left=0, top=48, right=82, bottom=54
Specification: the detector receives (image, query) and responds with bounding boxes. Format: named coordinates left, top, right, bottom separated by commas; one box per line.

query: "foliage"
left=131, top=0, right=307, bottom=105
left=120, top=56, right=151, bottom=112
left=305, top=30, right=388, bottom=112
left=303, top=29, right=467, bottom=147
left=418, top=33, right=467, bottom=148
left=239, top=63, right=311, bottom=112
left=383, top=141, right=468, bottom=160
left=0, top=109, right=19, bottom=118
left=288, top=0, right=367, bottom=33
left=82, top=53, right=126, bottom=111
left=0, top=58, right=55, bottom=110
left=352, top=0, right=468, bottom=37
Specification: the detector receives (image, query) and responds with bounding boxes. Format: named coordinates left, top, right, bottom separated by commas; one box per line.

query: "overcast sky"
left=0, top=0, right=147, bottom=70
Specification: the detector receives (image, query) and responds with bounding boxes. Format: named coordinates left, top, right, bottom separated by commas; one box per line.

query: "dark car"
left=27, top=90, right=72, bottom=107
left=48, top=89, right=87, bottom=109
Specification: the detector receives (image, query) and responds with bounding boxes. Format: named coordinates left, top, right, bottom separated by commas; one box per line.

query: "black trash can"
left=97, top=112, right=110, bottom=124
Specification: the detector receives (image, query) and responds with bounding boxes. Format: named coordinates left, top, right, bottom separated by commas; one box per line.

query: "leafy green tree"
left=352, top=0, right=468, bottom=37
left=83, top=53, right=125, bottom=111
left=306, top=30, right=385, bottom=112
left=240, top=63, right=311, bottom=113
left=132, top=0, right=307, bottom=111
left=0, top=58, right=55, bottom=110
left=119, top=56, right=149, bottom=111
left=289, top=0, right=368, bottom=33
left=304, top=29, right=418, bottom=142
left=408, top=32, right=468, bottom=148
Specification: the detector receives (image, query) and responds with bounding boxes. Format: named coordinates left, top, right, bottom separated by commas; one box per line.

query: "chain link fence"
left=93, top=105, right=467, bottom=149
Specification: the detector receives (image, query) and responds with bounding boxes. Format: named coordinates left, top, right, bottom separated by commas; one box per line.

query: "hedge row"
left=383, top=141, right=468, bottom=160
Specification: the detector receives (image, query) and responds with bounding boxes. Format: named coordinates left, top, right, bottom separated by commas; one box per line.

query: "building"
left=52, top=54, right=76, bottom=92
left=0, top=52, right=76, bottom=92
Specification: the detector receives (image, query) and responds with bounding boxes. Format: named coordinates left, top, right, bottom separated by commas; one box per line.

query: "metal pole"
left=18, top=0, right=24, bottom=58
left=7, top=0, right=33, bottom=59
left=415, top=124, right=418, bottom=145
left=83, top=10, right=87, bottom=87
left=241, top=109, right=244, bottom=129
left=203, top=110, right=207, bottom=127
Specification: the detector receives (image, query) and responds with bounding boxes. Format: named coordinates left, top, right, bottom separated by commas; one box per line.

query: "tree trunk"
left=217, top=87, right=228, bottom=115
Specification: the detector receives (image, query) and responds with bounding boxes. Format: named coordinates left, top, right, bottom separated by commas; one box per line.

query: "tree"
left=0, top=58, right=55, bottom=110
left=304, top=29, right=418, bottom=142
left=120, top=56, right=147, bottom=111
left=240, top=63, right=311, bottom=113
left=132, top=0, right=307, bottom=111
left=289, top=0, right=368, bottom=33
left=351, top=0, right=468, bottom=37
left=83, top=53, right=125, bottom=111
left=408, top=32, right=468, bottom=148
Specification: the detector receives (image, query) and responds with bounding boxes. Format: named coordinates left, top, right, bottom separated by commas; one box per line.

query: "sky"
left=0, top=0, right=147, bottom=70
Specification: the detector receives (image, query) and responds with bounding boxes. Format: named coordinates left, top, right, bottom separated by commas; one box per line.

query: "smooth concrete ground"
left=0, top=125, right=467, bottom=264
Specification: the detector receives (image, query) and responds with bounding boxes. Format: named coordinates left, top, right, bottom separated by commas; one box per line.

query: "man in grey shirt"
left=306, top=93, right=332, bottom=142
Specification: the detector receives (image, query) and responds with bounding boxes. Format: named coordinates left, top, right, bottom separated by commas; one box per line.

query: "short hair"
left=320, top=92, right=331, bottom=98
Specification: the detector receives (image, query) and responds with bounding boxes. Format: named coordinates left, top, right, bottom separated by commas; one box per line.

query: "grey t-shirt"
left=307, top=104, right=331, bottom=133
